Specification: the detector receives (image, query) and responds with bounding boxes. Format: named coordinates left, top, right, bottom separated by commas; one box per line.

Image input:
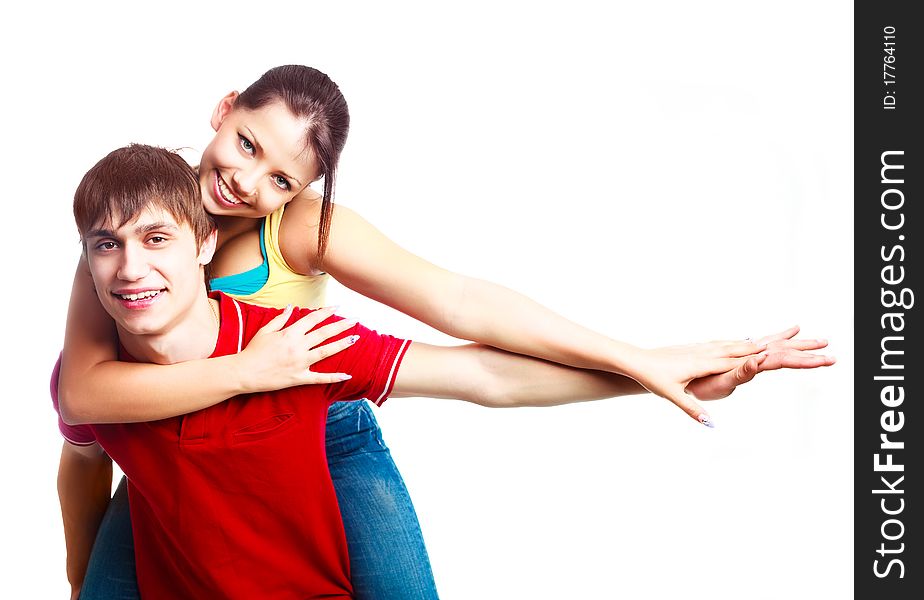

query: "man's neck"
left=117, top=296, right=221, bottom=365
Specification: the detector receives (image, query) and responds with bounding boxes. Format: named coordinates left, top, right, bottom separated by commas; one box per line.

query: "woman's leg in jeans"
left=78, top=477, right=140, bottom=600
left=326, top=401, right=439, bottom=599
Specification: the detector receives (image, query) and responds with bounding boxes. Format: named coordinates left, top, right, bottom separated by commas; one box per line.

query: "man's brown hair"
left=74, top=144, right=214, bottom=247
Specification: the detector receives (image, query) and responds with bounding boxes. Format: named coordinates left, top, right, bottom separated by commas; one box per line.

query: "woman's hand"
left=236, top=306, right=359, bottom=393
left=686, top=325, right=835, bottom=401
left=628, top=339, right=766, bottom=427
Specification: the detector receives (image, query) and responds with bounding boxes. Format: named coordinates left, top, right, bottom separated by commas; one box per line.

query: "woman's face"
left=199, top=94, right=320, bottom=218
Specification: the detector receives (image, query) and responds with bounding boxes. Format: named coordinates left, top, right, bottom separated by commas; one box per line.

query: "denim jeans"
left=78, top=401, right=438, bottom=599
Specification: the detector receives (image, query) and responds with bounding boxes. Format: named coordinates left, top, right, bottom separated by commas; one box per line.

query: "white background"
left=0, top=1, right=852, bottom=598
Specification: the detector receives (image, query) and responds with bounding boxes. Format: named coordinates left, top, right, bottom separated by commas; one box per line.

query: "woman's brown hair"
left=235, top=65, right=350, bottom=264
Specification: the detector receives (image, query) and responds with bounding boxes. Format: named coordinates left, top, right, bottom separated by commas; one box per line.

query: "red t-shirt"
left=53, top=293, right=410, bottom=599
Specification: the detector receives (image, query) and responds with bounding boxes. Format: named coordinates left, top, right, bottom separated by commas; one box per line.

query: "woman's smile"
left=213, top=170, right=246, bottom=207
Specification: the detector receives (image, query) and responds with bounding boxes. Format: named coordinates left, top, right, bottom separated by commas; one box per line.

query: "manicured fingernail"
left=698, top=414, right=715, bottom=428
left=286, top=303, right=293, bottom=311
left=348, top=335, right=360, bottom=344
left=337, top=373, right=352, bottom=381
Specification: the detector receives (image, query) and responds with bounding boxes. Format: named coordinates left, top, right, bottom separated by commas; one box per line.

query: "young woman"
left=57, top=65, right=832, bottom=599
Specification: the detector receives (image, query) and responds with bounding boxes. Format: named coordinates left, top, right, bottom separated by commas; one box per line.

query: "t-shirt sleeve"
left=289, top=310, right=411, bottom=406
left=49, top=354, right=98, bottom=446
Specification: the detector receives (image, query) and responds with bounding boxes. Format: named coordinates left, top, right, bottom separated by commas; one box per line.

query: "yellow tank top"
left=220, top=205, right=328, bottom=309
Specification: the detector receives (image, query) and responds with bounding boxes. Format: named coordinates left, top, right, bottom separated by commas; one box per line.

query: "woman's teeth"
left=119, top=290, right=161, bottom=301
left=217, top=174, right=242, bottom=204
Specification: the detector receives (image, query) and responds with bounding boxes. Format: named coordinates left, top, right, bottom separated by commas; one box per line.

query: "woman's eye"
left=272, top=175, right=291, bottom=190
left=238, top=135, right=255, bottom=155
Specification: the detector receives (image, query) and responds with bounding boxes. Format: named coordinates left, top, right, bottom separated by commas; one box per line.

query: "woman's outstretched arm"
left=281, top=201, right=831, bottom=425
left=57, top=257, right=356, bottom=424
left=390, top=331, right=831, bottom=408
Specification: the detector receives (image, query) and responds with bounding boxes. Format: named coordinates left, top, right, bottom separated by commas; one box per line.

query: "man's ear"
left=210, top=91, right=240, bottom=132
left=198, top=229, right=219, bottom=266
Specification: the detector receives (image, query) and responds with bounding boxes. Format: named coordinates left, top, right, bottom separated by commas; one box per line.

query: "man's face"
left=83, top=206, right=213, bottom=339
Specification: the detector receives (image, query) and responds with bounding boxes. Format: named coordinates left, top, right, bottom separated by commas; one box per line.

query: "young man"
left=56, top=145, right=830, bottom=598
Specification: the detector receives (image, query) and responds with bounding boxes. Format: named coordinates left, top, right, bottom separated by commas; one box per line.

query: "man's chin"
left=111, top=310, right=167, bottom=338
left=116, top=321, right=165, bottom=337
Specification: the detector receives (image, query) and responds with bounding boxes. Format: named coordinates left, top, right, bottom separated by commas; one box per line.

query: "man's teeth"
left=218, top=176, right=242, bottom=204
left=120, top=290, right=161, bottom=301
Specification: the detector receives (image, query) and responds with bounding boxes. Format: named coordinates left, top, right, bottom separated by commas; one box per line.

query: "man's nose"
left=117, top=245, right=151, bottom=282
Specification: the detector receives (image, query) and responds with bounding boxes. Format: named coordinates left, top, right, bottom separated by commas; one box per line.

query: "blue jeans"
left=79, top=401, right=438, bottom=599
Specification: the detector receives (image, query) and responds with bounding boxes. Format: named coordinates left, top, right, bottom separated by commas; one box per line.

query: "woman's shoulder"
left=277, top=196, right=324, bottom=275
left=278, top=194, right=366, bottom=275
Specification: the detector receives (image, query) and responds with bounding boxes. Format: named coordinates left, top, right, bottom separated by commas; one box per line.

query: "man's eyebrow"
left=85, top=228, right=115, bottom=239
left=85, top=222, right=179, bottom=238
left=243, top=126, right=305, bottom=187
left=136, top=222, right=180, bottom=234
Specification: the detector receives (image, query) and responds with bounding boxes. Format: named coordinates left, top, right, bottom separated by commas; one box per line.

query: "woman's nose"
left=232, top=169, right=259, bottom=197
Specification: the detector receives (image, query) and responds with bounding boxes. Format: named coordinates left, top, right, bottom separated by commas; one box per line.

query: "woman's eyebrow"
left=243, top=126, right=304, bottom=187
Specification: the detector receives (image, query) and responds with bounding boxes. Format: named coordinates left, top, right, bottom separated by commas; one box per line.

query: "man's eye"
left=272, top=175, right=291, bottom=190
left=239, top=135, right=255, bottom=155
left=149, top=236, right=167, bottom=244
left=95, top=241, right=117, bottom=251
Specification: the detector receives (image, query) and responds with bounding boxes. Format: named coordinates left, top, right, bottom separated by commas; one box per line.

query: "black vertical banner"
left=855, top=1, right=921, bottom=597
